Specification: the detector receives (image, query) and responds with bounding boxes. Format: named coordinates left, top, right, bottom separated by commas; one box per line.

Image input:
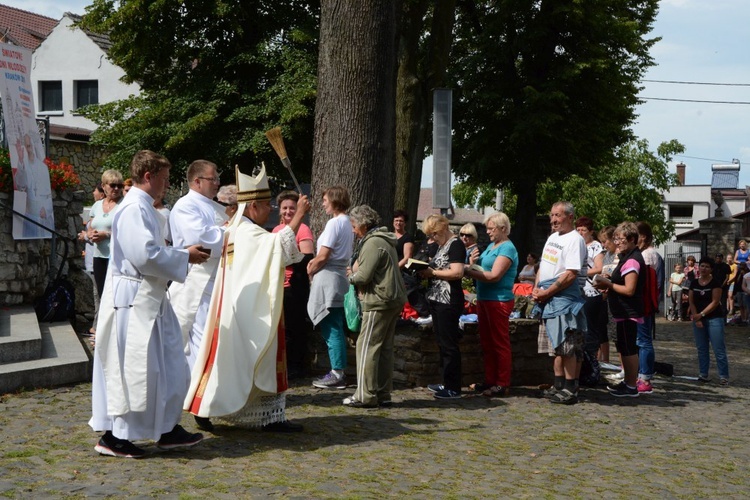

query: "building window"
left=669, top=205, right=693, bottom=226
left=75, top=80, right=99, bottom=108
left=40, top=81, right=62, bottom=112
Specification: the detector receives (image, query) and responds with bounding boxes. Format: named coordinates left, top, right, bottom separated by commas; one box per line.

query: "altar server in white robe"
left=185, top=165, right=308, bottom=432
left=168, top=160, right=226, bottom=432
left=89, top=150, right=210, bottom=458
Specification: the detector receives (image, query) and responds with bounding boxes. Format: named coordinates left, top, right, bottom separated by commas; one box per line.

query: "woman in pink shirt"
left=273, top=191, right=315, bottom=379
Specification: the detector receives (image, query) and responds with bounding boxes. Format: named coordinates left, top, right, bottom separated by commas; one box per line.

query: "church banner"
left=0, top=42, right=53, bottom=239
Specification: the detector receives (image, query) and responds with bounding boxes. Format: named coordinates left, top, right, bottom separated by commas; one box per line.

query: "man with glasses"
left=168, top=160, right=227, bottom=432
left=532, top=201, right=588, bottom=405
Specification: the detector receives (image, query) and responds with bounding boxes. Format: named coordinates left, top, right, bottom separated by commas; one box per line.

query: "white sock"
left=332, top=369, right=344, bottom=377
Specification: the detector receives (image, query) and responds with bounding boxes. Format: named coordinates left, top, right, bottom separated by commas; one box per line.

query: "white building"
left=662, top=162, right=747, bottom=237
left=30, top=13, right=140, bottom=132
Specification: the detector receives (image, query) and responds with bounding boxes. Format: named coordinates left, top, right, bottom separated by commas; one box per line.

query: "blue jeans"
left=636, top=315, right=655, bottom=380
left=692, top=316, right=729, bottom=379
left=319, top=307, right=347, bottom=370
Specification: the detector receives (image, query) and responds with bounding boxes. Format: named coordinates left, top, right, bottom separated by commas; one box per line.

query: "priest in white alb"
left=185, top=165, right=308, bottom=432
left=89, top=150, right=210, bottom=458
left=168, top=159, right=226, bottom=431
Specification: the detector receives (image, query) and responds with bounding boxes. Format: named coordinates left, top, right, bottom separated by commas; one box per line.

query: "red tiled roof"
left=0, top=4, right=57, bottom=51
left=416, top=188, right=485, bottom=224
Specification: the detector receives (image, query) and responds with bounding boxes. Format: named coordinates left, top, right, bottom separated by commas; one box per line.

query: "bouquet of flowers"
left=46, top=158, right=81, bottom=191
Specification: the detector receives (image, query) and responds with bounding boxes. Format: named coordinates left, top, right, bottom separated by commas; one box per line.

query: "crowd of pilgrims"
left=79, top=157, right=732, bottom=457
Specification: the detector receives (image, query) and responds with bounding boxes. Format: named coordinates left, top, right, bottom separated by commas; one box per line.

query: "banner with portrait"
left=0, top=42, right=53, bottom=239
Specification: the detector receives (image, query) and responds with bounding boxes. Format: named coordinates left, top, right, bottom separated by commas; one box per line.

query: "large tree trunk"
left=310, top=0, right=399, bottom=236
left=512, top=177, right=538, bottom=262
left=394, top=1, right=457, bottom=234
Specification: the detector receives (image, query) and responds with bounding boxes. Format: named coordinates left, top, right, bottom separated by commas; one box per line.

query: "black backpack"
left=35, top=277, right=76, bottom=323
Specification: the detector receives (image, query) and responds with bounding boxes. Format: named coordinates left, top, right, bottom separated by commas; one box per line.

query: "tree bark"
left=512, top=177, right=538, bottom=262
left=394, top=1, right=456, bottom=234
left=311, top=0, right=399, bottom=236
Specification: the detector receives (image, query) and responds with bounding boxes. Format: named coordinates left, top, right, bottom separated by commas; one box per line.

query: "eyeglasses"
left=459, top=233, right=474, bottom=238
left=197, top=176, right=220, bottom=184
left=613, top=237, right=625, bottom=243
left=109, top=183, right=124, bottom=189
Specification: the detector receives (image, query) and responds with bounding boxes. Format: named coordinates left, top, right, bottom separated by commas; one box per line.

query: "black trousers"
left=283, top=282, right=311, bottom=375
left=430, top=300, right=464, bottom=392
left=93, top=257, right=109, bottom=298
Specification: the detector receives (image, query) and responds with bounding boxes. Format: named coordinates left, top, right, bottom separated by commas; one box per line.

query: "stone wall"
left=49, top=140, right=107, bottom=201
left=310, top=319, right=552, bottom=388
left=699, top=217, right=742, bottom=259
left=0, top=189, right=91, bottom=328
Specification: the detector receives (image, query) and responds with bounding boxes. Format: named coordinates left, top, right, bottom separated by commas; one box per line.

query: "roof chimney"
left=675, top=162, right=686, bottom=186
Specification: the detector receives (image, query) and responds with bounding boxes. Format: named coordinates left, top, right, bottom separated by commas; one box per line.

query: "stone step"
left=0, top=319, right=91, bottom=394
left=0, top=307, right=42, bottom=364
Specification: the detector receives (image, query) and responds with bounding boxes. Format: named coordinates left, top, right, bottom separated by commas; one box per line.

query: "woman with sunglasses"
left=459, top=223, right=478, bottom=263
left=88, top=170, right=125, bottom=300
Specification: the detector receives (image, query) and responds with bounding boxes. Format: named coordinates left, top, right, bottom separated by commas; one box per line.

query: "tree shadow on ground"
left=153, top=413, right=472, bottom=460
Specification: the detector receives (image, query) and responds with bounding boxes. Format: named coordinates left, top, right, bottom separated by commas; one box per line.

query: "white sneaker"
left=414, top=315, right=433, bottom=326
left=612, top=369, right=625, bottom=380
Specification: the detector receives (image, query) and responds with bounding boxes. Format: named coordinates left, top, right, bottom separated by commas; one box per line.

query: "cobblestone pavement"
left=1, top=317, right=749, bottom=498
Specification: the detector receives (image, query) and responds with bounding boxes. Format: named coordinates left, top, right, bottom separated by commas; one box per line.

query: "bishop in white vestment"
left=89, top=150, right=210, bottom=458
left=185, top=165, right=309, bottom=431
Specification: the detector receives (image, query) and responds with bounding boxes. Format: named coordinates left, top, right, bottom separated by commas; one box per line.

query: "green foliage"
left=78, top=0, right=319, bottom=184
left=538, top=139, right=683, bottom=244
left=446, top=0, right=660, bottom=255
left=448, top=0, right=659, bottom=185
left=451, top=181, right=495, bottom=210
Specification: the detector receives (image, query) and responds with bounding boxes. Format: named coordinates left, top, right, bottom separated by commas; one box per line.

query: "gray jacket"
left=349, top=228, right=407, bottom=312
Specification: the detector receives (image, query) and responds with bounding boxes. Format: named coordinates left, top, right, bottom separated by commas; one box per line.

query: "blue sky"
left=8, top=0, right=750, bottom=187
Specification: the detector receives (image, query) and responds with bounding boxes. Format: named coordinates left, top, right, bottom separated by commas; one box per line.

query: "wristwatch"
left=700, top=312, right=705, bottom=318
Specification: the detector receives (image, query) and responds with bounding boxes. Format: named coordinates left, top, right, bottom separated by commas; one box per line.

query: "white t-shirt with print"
left=582, top=240, right=604, bottom=297
left=538, top=230, right=587, bottom=285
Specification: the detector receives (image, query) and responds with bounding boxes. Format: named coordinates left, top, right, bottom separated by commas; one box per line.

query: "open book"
left=592, top=274, right=611, bottom=287
left=405, top=258, right=431, bottom=271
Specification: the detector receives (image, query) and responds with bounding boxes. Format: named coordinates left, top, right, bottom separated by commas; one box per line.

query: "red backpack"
left=643, top=265, right=659, bottom=316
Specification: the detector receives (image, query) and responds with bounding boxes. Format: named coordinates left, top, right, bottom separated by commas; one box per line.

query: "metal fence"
left=662, top=239, right=705, bottom=318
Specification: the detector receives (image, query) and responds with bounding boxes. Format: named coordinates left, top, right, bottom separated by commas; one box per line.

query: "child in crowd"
left=667, top=263, right=685, bottom=321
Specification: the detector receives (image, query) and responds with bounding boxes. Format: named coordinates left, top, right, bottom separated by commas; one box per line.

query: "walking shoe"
left=433, top=388, right=462, bottom=400
left=542, top=386, right=560, bottom=399
left=549, top=388, right=578, bottom=405
left=637, top=380, right=653, bottom=394
left=194, top=415, right=214, bottom=432
left=606, top=380, right=625, bottom=392
left=608, top=381, right=639, bottom=397
left=719, top=378, right=729, bottom=386
left=342, top=396, right=377, bottom=408
left=378, top=400, right=393, bottom=408
left=414, top=315, right=433, bottom=326
left=95, top=432, right=146, bottom=458
left=611, top=369, right=625, bottom=380
left=312, top=372, right=347, bottom=389
left=427, top=383, right=445, bottom=393
left=698, top=374, right=711, bottom=383
left=157, top=425, right=204, bottom=450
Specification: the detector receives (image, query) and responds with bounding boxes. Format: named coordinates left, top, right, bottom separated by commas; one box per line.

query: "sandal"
left=469, top=382, right=491, bottom=393
left=482, top=386, right=510, bottom=398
